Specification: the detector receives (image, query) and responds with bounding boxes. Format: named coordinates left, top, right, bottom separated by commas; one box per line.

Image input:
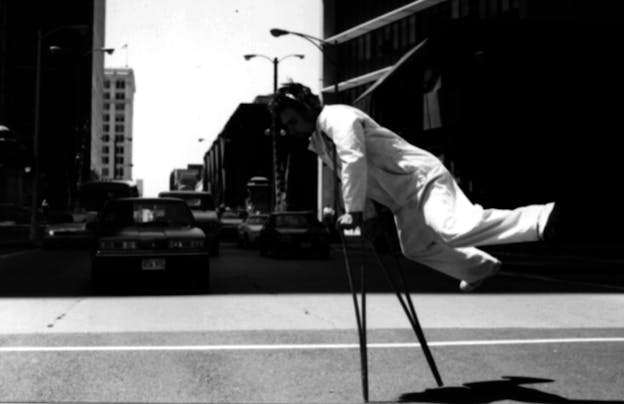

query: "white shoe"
left=459, top=263, right=501, bottom=292
left=459, top=278, right=485, bottom=292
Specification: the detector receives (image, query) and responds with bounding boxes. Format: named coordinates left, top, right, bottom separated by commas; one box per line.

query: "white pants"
left=393, top=171, right=554, bottom=283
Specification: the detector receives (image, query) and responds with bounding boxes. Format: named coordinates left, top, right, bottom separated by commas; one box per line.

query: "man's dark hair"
left=269, top=82, right=322, bottom=117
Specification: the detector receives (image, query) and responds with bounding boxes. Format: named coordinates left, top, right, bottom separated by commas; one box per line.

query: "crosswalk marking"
left=1, top=337, right=623, bottom=352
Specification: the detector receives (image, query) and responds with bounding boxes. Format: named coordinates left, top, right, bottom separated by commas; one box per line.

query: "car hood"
left=192, top=210, right=219, bottom=222
left=221, top=219, right=242, bottom=225
left=108, top=226, right=204, bottom=239
left=46, top=222, right=88, bottom=233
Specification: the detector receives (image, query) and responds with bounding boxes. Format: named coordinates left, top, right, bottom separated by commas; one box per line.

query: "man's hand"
left=336, top=211, right=363, bottom=230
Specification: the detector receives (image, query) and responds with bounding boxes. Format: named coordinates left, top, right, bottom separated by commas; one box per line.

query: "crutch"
left=367, top=227, right=444, bottom=387
left=339, top=225, right=444, bottom=403
left=339, top=230, right=370, bottom=402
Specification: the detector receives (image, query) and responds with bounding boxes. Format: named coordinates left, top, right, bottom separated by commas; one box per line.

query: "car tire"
left=259, top=241, right=268, bottom=256
left=91, top=261, right=110, bottom=292
left=211, top=241, right=219, bottom=256
left=194, top=269, right=210, bottom=292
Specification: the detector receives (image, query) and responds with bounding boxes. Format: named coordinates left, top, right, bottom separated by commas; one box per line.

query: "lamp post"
left=243, top=53, right=304, bottom=211
left=29, top=24, right=90, bottom=242
left=270, top=28, right=340, bottom=100
left=270, top=27, right=342, bottom=218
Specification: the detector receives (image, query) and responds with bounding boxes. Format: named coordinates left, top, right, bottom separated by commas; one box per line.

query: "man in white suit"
left=270, top=83, right=557, bottom=291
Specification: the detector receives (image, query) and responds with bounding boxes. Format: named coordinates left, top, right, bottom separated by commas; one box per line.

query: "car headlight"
left=168, top=239, right=204, bottom=249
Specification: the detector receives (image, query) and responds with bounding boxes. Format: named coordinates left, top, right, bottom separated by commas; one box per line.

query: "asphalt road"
left=0, top=243, right=622, bottom=403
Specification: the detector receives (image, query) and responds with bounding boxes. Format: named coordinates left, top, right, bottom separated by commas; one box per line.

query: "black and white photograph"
left=1, top=1, right=623, bottom=403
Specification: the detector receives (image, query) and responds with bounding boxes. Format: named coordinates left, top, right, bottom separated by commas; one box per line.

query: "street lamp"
left=243, top=53, right=304, bottom=211
left=30, top=24, right=89, bottom=242
left=270, top=28, right=339, bottom=97
left=271, top=28, right=342, bottom=217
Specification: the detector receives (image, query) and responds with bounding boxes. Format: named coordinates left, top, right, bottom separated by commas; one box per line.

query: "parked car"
left=42, top=210, right=94, bottom=249
left=237, top=213, right=268, bottom=248
left=90, top=197, right=210, bottom=289
left=219, top=210, right=246, bottom=242
left=158, top=190, right=220, bottom=256
left=258, top=211, right=330, bottom=258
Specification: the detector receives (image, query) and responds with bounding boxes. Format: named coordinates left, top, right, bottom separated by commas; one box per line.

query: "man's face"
left=279, top=107, right=315, bottom=138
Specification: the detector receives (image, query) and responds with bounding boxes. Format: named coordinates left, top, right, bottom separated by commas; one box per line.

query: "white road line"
left=1, top=337, right=623, bottom=352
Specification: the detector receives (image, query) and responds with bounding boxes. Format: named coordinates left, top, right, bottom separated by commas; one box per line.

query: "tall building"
left=320, top=0, right=624, bottom=214
left=95, top=67, right=135, bottom=181
left=0, top=0, right=105, bottom=216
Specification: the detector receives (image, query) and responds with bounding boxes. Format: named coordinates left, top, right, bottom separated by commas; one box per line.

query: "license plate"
left=142, top=258, right=165, bottom=271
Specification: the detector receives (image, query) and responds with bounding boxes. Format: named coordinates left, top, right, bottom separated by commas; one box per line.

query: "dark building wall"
left=204, top=104, right=272, bottom=209
left=0, top=0, right=95, bottom=212
left=324, top=0, right=624, bottom=218
left=204, top=102, right=318, bottom=212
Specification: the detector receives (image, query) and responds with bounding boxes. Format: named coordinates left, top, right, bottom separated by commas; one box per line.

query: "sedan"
left=219, top=210, right=246, bottom=242
left=43, top=210, right=94, bottom=249
left=258, top=211, right=330, bottom=258
left=158, top=190, right=221, bottom=256
left=237, top=213, right=268, bottom=248
left=90, top=197, right=210, bottom=290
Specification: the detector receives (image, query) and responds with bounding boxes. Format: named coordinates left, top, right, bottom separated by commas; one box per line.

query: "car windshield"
left=274, top=214, right=311, bottom=228
left=79, top=182, right=139, bottom=211
left=100, top=200, right=194, bottom=230
left=247, top=216, right=267, bottom=225
left=221, top=211, right=241, bottom=219
left=161, top=193, right=215, bottom=210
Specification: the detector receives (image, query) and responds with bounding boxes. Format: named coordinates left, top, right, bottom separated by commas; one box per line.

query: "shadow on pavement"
left=398, top=376, right=624, bottom=403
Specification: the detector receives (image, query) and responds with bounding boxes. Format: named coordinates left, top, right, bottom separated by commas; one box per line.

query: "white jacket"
left=309, top=104, right=446, bottom=214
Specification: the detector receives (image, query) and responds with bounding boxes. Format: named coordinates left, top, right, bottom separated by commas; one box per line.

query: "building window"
left=115, top=104, right=124, bottom=111
left=115, top=156, right=124, bottom=164
left=101, top=134, right=110, bottom=142
left=104, top=92, right=110, bottom=100
left=103, top=124, right=110, bottom=133
left=104, top=103, right=110, bottom=110
left=115, top=93, right=125, bottom=100
left=102, top=168, right=109, bottom=177
left=115, top=115, right=125, bottom=122
left=115, top=124, right=124, bottom=132
left=104, top=80, right=110, bottom=89
left=115, top=135, right=124, bottom=142
left=115, top=146, right=124, bottom=154
left=103, top=114, right=110, bottom=122
left=115, top=168, right=124, bottom=178
left=116, top=80, right=126, bottom=89
left=102, top=156, right=109, bottom=164
left=102, top=146, right=109, bottom=154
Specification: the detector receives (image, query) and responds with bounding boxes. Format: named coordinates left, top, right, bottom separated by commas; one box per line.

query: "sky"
left=104, top=0, right=322, bottom=197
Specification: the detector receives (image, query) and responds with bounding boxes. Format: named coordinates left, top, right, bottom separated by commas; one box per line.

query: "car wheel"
left=194, top=269, right=210, bottom=292
left=211, top=240, right=219, bottom=256
left=91, top=261, right=110, bottom=291
left=259, top=241, right=268, bottom=256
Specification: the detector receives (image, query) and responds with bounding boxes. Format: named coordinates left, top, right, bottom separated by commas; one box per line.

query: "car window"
left=221, top=212, right=240, bottom=219
left=247, top=216, right=266, bottom=225
left=161, top=193, right=215, bottom=210
left=100, top=201, right=194, bottom=230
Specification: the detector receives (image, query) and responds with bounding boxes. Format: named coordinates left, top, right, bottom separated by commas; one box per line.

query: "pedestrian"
left=269, top=82, right=559, bottom=292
